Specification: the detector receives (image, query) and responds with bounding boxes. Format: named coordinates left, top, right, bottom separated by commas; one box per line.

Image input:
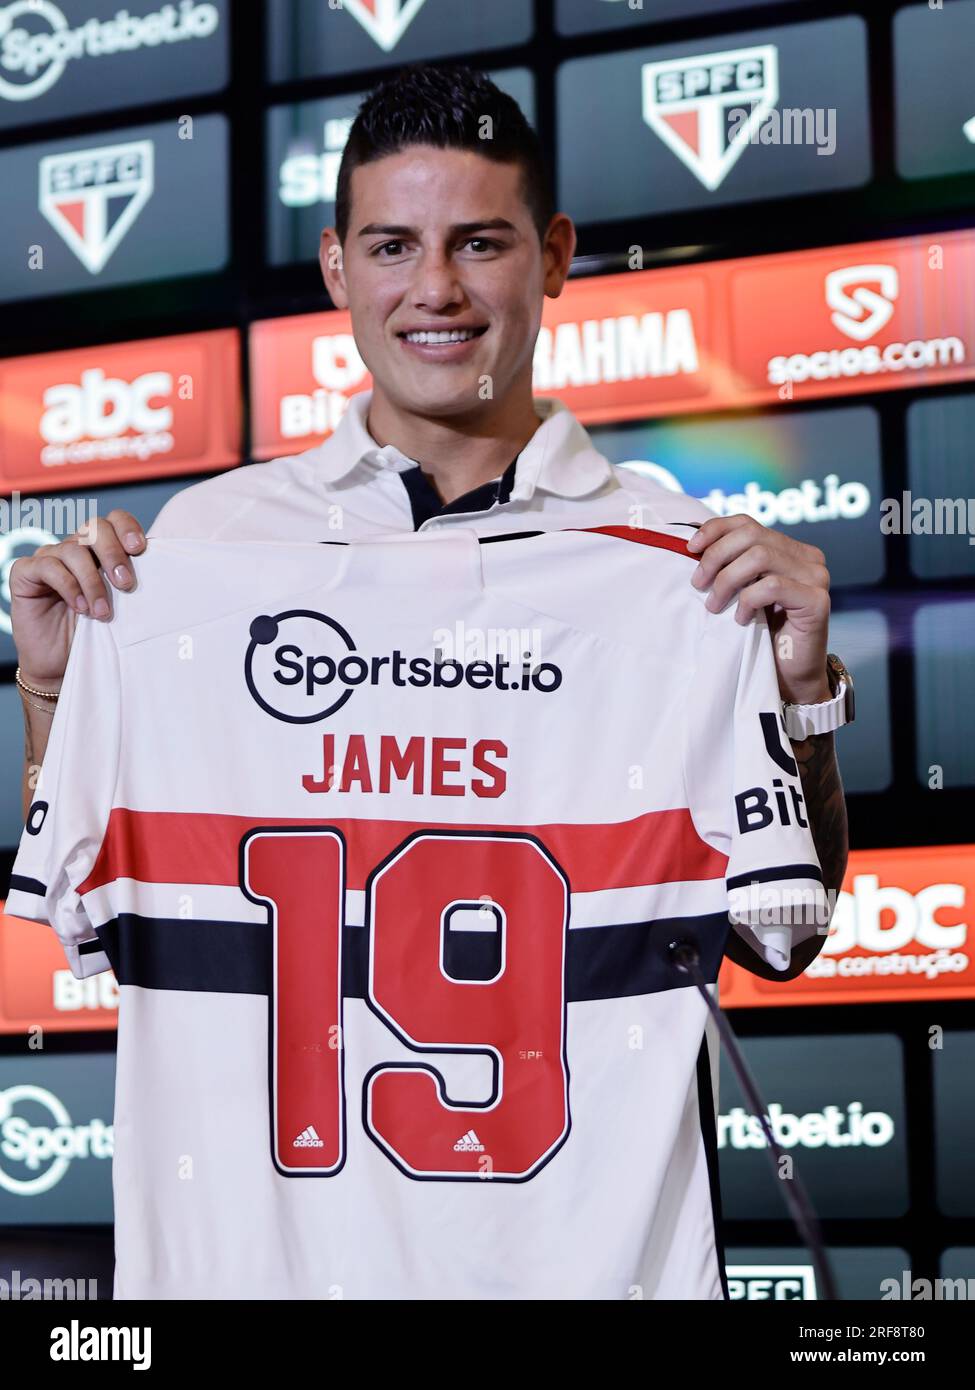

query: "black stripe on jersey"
left=696, top=1035, right=731, bottom=1301
left=316, top=522, right=707, bottom=547
left=726, top=863, right=824, bottom=891
left=316, top=532, right=550, bottom=546
left=8, top=874, right=46, bottom=895
left=93, top=910, right=731, bottom=998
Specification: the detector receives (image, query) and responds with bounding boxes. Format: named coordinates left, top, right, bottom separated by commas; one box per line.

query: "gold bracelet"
left=19, top=692, right=58, bottom=715
left=15, top=666, right=61, bottom=702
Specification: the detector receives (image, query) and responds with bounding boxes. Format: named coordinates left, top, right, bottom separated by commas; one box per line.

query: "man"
left=9, top=63, right=850, bottom=1295
left=13, top=64, right=849, bottom=940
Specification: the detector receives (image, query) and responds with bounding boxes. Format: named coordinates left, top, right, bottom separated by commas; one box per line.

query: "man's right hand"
left=10, top=509, right=147, bottom=688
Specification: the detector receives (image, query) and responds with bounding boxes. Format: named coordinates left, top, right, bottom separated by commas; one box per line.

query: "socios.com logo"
left=0, top=1084, right=112, bottom=1196
left=0, top=0, right=220, bottom=103
left=244, top=608, right=563, bottom=725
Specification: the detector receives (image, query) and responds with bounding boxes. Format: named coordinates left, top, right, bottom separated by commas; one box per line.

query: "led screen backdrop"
left=0, top=1053, right=115, bottom=1224
left=598, top=407, right=885, bottom=588
left=0, top=0, right=230, bottom=131
left=0, top=330, right=241, bottom=493
left=721, top=844, right=975, bottom=1009
left=894, top=0, right=975, bottom=181
left=556, top=0, right=807, bottom=34
left=0, top=114, right=230, bottom=303
left=265, top=0, right=533, bottom=80
left=718, top=1033, right=909, bottom=1220
left=557, top=17, right=872, bottom=221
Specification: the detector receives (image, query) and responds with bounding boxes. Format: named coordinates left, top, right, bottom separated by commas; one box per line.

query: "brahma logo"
left=0, top=0, right=220, bottom=103
left=825, top=265, right=899, bottom=342
left=244, top=609, right=563, bottom=725
left=642, top=44, right=779, bottom=191
left=39, top=139, right=153, bottom=273
left=0, top=1084, right=112, bottom=1196
left=343, top=0, right=427, bottom=52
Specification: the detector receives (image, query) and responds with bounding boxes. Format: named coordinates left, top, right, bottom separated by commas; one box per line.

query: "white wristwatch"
left=782, top=653, right=855, bottom=740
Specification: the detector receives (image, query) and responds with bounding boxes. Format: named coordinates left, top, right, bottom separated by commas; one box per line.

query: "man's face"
left=320, top=146, right=572, bottom=419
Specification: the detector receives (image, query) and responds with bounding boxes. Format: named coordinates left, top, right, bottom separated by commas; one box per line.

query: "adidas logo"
left=293, top=1125, right=325, bottom=1149
left=452, top=1129, right=485, bottom=1153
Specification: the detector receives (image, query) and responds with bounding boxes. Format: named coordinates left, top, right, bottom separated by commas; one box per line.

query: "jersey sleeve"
left=682, top=602, right=832, bottom=973
left=5, top=614, right=121, bottom=979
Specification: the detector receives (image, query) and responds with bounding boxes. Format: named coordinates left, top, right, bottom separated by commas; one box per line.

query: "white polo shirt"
left=147, top=388, right=715, bottom=543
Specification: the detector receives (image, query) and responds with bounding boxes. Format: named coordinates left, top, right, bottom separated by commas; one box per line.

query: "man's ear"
left=319, top=228, right=347, bottom=306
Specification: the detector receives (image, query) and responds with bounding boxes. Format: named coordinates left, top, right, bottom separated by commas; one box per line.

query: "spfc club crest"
left=342, top=0, right=428, bottom=51
left=641, top=44, right=779, bottom=192
left=38, top=140, right=154, bottom=275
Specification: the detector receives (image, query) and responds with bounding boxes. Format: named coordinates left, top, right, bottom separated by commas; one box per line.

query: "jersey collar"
left=311, top=388, right=613, bottom=502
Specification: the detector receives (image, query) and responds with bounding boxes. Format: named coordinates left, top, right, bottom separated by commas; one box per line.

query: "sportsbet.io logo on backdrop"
left=0, top=1083, right=112, bottom=1197
left=0, top=1, right=227, bottom=129
left=0, top=1, right=219, bottom=103
left=245, top=609, right=563, bottom=725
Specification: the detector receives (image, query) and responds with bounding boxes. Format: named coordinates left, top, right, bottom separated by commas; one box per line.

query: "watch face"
left=827, top=654, right=846, bottom=685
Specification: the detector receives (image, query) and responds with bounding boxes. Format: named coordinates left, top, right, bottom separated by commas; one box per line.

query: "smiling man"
left=11, top=63, right=851, bottom=1300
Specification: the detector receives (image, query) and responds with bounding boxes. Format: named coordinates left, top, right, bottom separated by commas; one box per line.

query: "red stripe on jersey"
left=79, top=806, right=727, bottom=897
left=566, top=525, right=695, bottom=558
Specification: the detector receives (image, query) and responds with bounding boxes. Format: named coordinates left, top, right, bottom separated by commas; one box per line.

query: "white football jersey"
left=7, top=524, right=829, bottom=1300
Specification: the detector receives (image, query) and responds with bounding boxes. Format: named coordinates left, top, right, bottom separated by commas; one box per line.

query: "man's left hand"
left=686, top=514, right=832, bottom=706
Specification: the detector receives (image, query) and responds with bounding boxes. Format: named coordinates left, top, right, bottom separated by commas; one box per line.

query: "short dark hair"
left=335, top=63, right=554, bottom=246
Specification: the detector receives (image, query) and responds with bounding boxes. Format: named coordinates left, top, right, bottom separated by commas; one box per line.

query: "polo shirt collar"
left=312, top=388, right=612, bottom=501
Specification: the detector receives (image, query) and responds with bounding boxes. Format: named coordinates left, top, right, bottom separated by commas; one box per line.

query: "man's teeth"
left=404, top=329, right=481, bottom=344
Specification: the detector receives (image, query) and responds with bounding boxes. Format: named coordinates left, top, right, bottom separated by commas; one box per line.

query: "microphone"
left=669, top=937, right=839, bottom=1302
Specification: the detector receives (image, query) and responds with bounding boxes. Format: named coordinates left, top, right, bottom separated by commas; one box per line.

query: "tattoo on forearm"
left=23, top=725, right=35, bottom=821
left=792, top=731, right=849, bottom=899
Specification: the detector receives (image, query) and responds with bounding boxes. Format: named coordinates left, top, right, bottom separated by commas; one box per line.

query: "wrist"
left=782, top=653, right=855, bottom=739
left=781, top=675, right=834, bottom=706
left=16, top=667, right=62, bottom=698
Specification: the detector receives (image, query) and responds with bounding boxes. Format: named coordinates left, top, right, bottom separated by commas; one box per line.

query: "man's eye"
left=372, top=237, right=501, bottom=257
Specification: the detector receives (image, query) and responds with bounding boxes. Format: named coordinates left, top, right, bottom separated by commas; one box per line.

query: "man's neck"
left=365, top=391, right=544, bottom=505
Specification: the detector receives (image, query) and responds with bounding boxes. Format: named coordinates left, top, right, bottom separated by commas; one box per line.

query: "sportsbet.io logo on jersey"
left=244, top=608, right=563, bottom=725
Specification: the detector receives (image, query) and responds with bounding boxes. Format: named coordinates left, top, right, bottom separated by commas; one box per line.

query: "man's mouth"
left=398, top=326, right=488, bottom=345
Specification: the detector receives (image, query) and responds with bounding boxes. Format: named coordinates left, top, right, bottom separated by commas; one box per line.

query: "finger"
left=33, top=548, right=114, bottom=619
left=105, top=509, right=147, bottom=553
left=692, top=526, right=829, bottom=598
left=699, top=542, right=828, bottom=613
left=74, top=517, right=138, bottom=591
left=733, top=575, right=831, bottom=626
left=10, top=551, right=77, bottom=609
left=14, top=552, right=94, bottom=616
left=685, top=513, right=753, bottom=553
left=689, top=518, right=780, bottom=588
